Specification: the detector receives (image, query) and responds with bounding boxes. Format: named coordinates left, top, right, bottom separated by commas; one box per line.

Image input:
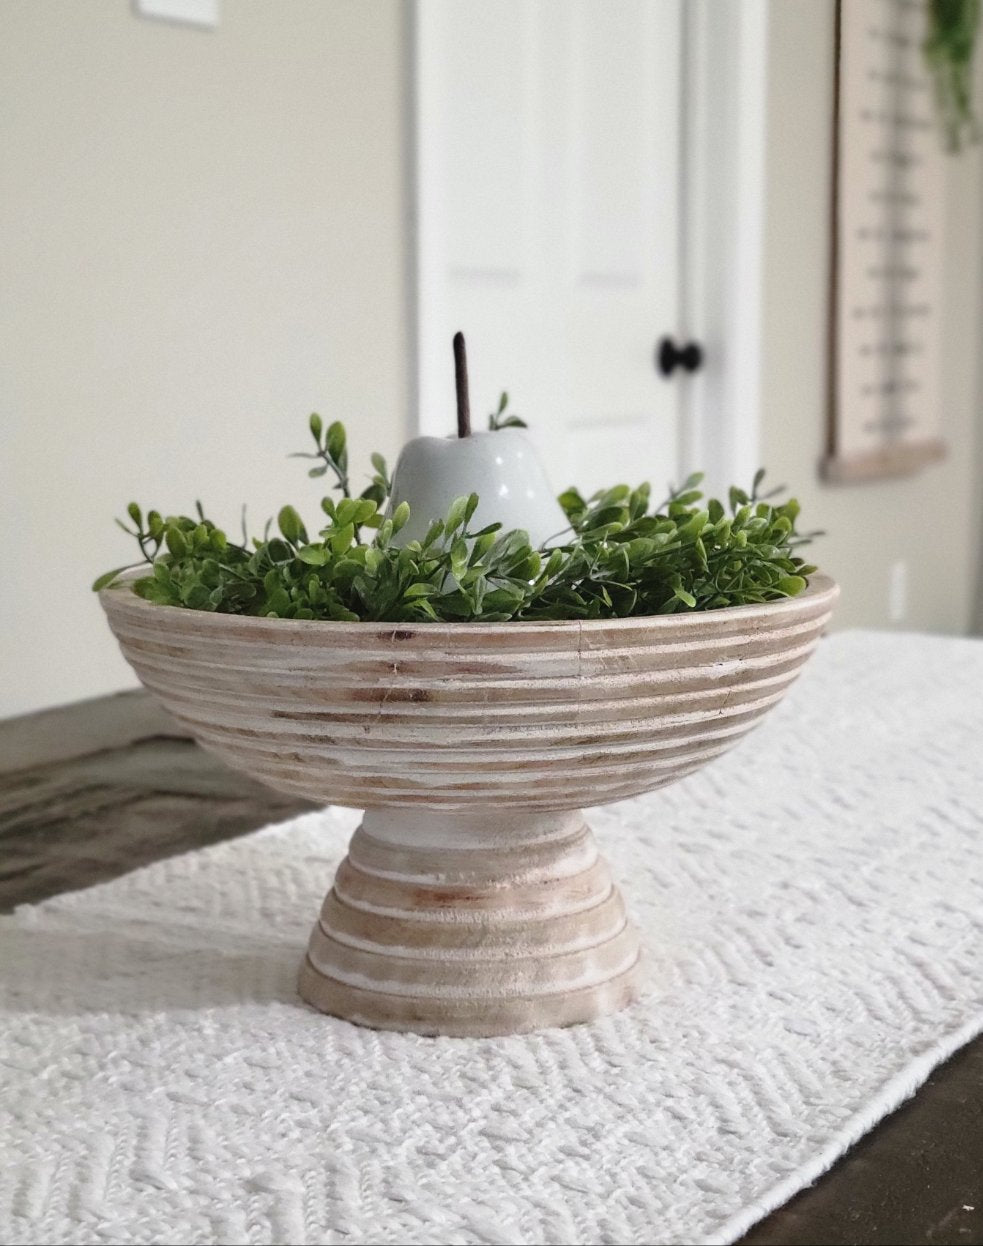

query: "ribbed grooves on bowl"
left=297, top=816, right=643, bottom=1036
left=109, top=614, right=824, bottom=688
left=346, top=822, right=597, bottom=885
left=101, top=574, right=837, bottom=810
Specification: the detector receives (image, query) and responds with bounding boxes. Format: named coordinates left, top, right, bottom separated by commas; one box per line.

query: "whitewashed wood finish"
left=101, top=574, right=838, bottom=1036
left=298, top=808, right=640, bottom=1037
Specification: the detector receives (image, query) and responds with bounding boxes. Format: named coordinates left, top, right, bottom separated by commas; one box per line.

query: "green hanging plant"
left=924, top=0, right=981, bottom=151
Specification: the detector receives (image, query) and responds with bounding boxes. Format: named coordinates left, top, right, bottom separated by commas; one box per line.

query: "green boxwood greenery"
left=93, top=415, right=820, bottom=623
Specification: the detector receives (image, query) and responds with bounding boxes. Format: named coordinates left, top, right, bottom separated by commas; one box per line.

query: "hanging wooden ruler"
left=825, top=0, right=947, bottom=483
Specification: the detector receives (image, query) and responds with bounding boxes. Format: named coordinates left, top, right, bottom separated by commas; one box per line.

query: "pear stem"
left=453, top=332, right=471, bottom=438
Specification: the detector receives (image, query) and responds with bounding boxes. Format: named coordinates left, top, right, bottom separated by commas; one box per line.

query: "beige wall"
left=760, top=0, right=983, bottom=634
left=1, top=0, right=409, bottom=718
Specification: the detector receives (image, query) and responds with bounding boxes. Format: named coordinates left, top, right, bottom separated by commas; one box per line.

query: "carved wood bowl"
left=101, top=573, right=838, bottom=1037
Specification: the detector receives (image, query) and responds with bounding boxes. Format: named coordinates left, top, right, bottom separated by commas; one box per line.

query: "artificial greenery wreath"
left=94, top=406, right=819, bottom=623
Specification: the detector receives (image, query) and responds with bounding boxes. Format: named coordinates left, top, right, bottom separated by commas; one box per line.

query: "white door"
left=414, top=0, right=685, bottom=500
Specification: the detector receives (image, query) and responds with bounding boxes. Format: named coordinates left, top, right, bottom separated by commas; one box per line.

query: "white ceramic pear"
left=388, top=333, right=568, bottom=547
left=388, top=428, right=568, bottom=548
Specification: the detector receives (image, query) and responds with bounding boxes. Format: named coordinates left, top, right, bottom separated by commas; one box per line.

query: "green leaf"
left=165, top=526, right=187, bottom=558
left=134, top=578, right=169, bottom=603
left=421, top=519, right=444, bottom=549
left=360, top=482, right=386, bottom=507
left=297, top=544, right=329, bottom=566
left=470, top=531, right=498, bottom=562
left=278, top=505, right=306, bottom=545
left=450, top=537, right=469, bottom=579
left=267, top=537, right=292, bottom=562
left=334, top=556, right=364, bottom=580
left=468, top=522, right=502, bottom=538
left=309, top=413, right=323, bottom=442
left=776, top=575, right=806, bottom=596
left=680, top=510, right=709, bottom=540
left=729, top=486, right=749, bottom=512
left=403, top=582, right=437, bottom=600
left=335, top=498, right=359, bottom=527
left=544, top=548, right=565, bottom=578
left=488, top=392, right=529, bottom=431
left=266, top=588, right=291, bottom=615
left=391, top=500, right=410, bottom=533
left=353, top=498, right=378, bottom=526
left=512, top=552, right=541, bottom=581
left=585, top=506, right=628, bottom=532
left=445, top=495, right=469, bottom=533
left=183, top=584, right=211, bottom=609
left=92, top=566, right=131, bottom=591
left=482, top=586, right=526, bottom=612
left=328, top=603, right=361, bottom=622
left=326, top=420, right=346, bottom=464
left=558, top=488, right=584, bottom=510
left=308, top=465, right=328, bottom=478
left=331, top=522, right=355, bottom=554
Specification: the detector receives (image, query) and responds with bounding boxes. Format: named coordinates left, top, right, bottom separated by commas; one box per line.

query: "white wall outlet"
left=888, top=559, right=908, bottom=624
left=133, top=0, right=219, bottom=29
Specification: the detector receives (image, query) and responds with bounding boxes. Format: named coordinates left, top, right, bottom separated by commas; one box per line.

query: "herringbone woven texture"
left=2, top=631, right=982, bottom=1246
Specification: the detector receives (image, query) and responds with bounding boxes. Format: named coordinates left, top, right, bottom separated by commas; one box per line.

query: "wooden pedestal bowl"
left=101, top=573, right=838, bottom=1037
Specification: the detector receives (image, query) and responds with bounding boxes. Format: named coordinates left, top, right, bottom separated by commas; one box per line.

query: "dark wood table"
left=2, top=692, right=981, bottom=1246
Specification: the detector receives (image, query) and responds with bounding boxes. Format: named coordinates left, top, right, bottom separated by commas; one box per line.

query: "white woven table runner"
left=3, top=630, right=983, bottom=1246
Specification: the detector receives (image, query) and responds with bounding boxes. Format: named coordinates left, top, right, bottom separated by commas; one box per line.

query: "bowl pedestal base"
left=298, top=807, right=642, bottom=1037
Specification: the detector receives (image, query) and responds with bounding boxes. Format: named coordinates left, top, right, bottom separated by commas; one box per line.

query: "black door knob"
left=657, top=337, right=704, bottom=377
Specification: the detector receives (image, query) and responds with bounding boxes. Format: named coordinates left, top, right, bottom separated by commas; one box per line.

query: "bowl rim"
left=100, top=569, right=839, bottom=637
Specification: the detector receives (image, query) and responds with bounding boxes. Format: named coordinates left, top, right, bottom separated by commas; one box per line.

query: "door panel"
left=415, top=0, right=682, bottom=501
left=439, top=1, right=534, bottom=277
left=569, top=0, right=658, bottom=283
